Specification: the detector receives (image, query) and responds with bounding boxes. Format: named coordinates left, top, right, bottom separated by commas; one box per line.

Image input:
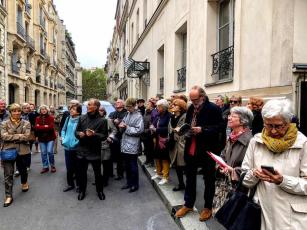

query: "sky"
left=53, top=0, right=117, bottom=69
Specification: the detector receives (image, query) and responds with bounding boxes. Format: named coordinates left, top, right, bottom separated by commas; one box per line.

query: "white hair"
left=70, top=99, right=80, bottom=105
left=156, top=99, right=169, bottom=111
left=230, top=106, right=254, bottom=127
left=38, top=104, right=49, bottom=114
left=261, top=99, right=293, bottom=123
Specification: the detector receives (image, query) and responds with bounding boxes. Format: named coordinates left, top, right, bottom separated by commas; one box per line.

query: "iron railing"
left=212, top=46, right=234, bottom=80
left=177, top=66, right=186, bottom=90
left=16, top=22, right=25, bottom=38
left=26, top=34, right=35, bottom=50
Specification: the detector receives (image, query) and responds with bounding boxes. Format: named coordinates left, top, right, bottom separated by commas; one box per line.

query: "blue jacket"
left=61, top=116, right=80, bottom=150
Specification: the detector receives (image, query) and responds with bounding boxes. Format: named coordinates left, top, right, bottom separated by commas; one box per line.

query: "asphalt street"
left=0, top=142, right=179, bottom=230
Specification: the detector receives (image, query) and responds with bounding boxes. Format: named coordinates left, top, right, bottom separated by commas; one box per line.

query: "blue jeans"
left=39, top=141, right=55, bottom=168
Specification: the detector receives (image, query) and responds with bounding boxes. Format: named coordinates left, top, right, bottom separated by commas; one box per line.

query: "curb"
left=138, top=155, right=208, bottom=230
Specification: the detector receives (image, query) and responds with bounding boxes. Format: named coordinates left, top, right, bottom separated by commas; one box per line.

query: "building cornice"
left=129, top=0, right=169, bottom=58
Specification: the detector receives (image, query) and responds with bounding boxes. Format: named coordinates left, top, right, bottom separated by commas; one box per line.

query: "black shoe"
left=97, top=191, right=106, bottom=200
left=121, top=184, right=130, bottom=190
left=114, top=176, right=123, bottom=181
left=77, top=192, right=86, bottom=200
left=128, top=186, right=138, bottom=193
left=63, top=186, right=75, bottom=192
left=3, top=198, right=13, bottom=207
left=75, top=187, right=80, bottom=193
left=173, top=184, right=185, bottom=192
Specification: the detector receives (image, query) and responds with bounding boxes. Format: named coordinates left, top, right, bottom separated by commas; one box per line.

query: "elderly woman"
left=169, top=99, right=188, bottom=191
left=150, top=99, right=171, bottom=185
left=35, top=105, right=57, bottom=174
left=242, top=99, right=307, bottom=229
left=213, top=107, right=253, bottom=212
left=1, top=103, right=31, bottom=207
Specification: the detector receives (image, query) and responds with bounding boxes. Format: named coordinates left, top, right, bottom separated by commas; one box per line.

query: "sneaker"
left=14, top=170, right=20, bottom=177
left=158, top=178, right=168, bottom=185
left=151, top=174, right=162, bottom=180
left=51, top=166, right=56, bottom=173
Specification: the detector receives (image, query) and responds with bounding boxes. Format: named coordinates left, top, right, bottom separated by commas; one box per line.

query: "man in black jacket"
left=108, top=99, right=127, bottom=180
left=75, top=99, right=108, bottom=201
left=175, top=86, right=223, bottom=222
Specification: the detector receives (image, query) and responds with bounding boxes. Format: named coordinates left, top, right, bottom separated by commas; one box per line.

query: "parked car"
left=82, top=100, right=115, bottom=117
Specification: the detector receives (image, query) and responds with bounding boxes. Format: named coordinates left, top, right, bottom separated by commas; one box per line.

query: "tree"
left=82, top=68, right=107, bottom=101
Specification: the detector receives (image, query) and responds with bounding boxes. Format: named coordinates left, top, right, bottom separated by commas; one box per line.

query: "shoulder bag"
left=215, top=173, right=261, bottom=230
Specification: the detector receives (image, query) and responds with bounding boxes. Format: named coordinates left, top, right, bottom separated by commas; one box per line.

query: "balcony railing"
left=212, top=46, right=234, bottom=80
left=12, top=63, right=20, bottom=74
left=177, top=66, right=186, bottom=90
left=16, top=22, right=25, bottom=38
left=36, top=75, right=41, bottom=83
left=159, top=77, right=164, bottom=93
left=26, top=35, right=35, bottom=50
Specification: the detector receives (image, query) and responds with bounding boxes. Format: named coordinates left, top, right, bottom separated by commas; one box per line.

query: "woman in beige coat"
left=169, top=99, right=187, bottom=191
left=242, top=99, right=307, bottom=230
left=1, top=103, right=31, bottom=207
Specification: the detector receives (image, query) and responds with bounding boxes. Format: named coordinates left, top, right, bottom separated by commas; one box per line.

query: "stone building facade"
left=106, top=0, right=307, bottom=135
left=0, top=0, right=7, bottom=100
left=3, top=0, right=81, bottom=107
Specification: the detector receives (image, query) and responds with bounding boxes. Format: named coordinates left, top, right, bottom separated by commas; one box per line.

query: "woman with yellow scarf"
left=242, top=99, right=307, bottom=230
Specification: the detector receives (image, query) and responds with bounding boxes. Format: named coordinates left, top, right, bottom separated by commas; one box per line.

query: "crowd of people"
left=0, top=85, right=306, bottom=229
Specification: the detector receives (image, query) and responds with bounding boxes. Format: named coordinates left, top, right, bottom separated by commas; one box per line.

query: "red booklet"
left=207, top=151, right=228, bottom=168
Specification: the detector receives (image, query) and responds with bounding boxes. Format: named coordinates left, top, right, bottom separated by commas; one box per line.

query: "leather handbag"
left=0, top=148, right=18, bottom=161
left=215, top=173, right=261, bottom=230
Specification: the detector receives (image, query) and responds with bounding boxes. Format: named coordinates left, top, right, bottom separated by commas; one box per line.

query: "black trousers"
left=123, top=153, right=139, bottom=188
left=64, top=150, right=78, bottom=187
left=102, top=159, right=113, bottom=184
left=110, top=141, right=124, bottom=177
left=143, top=138, right=154, bottom=163
left=184, top=154, right=216, bottom=209
left=76, top=157, right=103, bottom=193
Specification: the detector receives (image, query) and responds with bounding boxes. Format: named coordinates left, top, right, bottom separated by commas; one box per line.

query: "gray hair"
left=261, top=99, right=293, bottom=123
left=156, top=99, right=169, bottom=111
left=230, top=106, right=254, bottom=127
left=22, top=103, right=30, bottom=109
left=70, top=99, right=80, bottom=105
left=38, top=104, right=49, bottom=113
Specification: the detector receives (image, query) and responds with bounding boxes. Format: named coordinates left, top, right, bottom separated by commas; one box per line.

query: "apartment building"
left=106, top=0, right=307, bottom=135
left=0, top=0, right=7, bottom=99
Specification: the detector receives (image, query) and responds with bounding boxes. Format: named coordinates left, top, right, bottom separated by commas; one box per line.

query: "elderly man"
left=175, top=86, right=223, bottom=221
left=109, top=99, right=127, bottom=180
left=75, top=99, right=108, bottom=201
left=0, top=99, right=9, bottom=123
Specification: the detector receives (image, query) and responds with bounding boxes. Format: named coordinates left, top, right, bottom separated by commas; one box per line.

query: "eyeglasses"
left=264, top=123, right=286, bottom=131
left=230, top=100, right=239, bottom=104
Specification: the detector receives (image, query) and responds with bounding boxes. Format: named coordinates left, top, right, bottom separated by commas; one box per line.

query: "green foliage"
left=82, top=68, right=107, bottom=101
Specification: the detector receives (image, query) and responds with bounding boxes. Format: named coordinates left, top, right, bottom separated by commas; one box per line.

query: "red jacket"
left=35, top=114, right=56, bottom=142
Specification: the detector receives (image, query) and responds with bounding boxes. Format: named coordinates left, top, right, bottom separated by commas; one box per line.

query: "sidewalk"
left=138, top=155, right=225, bottom=230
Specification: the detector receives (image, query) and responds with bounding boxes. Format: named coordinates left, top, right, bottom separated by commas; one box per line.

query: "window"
left=131, top=23, right=134, bottom=50
left=136, top=9, right=139, bottom=40
left=143, top=0, right=148, bottom=28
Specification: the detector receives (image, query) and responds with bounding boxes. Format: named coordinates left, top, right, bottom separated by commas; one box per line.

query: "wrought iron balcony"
left=177, top=66, right=186, bottom=90
left=16, top=22, right=25, bottom=38
left=159, top=77, right=164, bottom=93
left=26, top=35, right=35, bottom=50
left=36, top=75, right=41, bottom=83
left=12, top=63, right=20, bottom=74
left=212, top=46, right=234, bottom=80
